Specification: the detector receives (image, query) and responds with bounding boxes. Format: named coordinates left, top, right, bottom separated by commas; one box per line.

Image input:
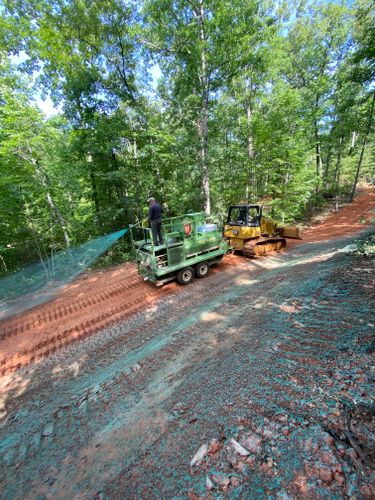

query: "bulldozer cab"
left=227, top=205, right=262, bottom=227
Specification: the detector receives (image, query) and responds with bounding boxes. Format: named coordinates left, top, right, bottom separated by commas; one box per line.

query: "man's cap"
left=147, top=197, right=155, bottom=202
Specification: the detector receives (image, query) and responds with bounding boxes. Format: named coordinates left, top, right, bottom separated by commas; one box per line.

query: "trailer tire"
left=177, top=267, right=194, bottom=285
left=195, top=261, right=209, bottom=278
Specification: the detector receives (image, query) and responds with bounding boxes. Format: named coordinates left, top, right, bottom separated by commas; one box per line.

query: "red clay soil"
left=0, top=188, right=374, bottom=376
left=293, top=187, right=375, bottom=243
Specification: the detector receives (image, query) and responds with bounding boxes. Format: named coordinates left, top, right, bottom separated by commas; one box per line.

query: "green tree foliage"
left=0, top=0, right=373, bottom=273
left=0, top=58, right=73, bottom=271
left=347, top=0, right=375, bottom=200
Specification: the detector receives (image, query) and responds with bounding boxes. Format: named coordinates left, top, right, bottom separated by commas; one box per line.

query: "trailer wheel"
left=177, top=267, right=194, bottom=285
left=195, top=261, right=209, bottom=278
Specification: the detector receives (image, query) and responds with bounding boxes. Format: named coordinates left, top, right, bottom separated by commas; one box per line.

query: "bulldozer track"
left=243, top=237, right=286, bottom=257
left=0, top=264, right=250, bottom=470
left=0, top=258, right=243, bottom=376
left=0, top=189, right=373, bottom=380
left=244, top=290, right=372, bottom=427
left=0, top=229, right=374, bottom=498
left=0, top=273, right=141, bottom=340
left=0, top=290, right=160, bottom=375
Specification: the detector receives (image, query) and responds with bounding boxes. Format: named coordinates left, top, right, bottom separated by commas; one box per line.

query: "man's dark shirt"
left=148, top=202, right=162, bottom=221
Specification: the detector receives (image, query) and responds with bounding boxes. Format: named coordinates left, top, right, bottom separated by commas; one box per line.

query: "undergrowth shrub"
left=355, top=233, right=375, bottom=257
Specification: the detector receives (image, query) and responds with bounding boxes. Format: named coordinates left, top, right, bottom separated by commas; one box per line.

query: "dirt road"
left=1, top=189, right=374, bottom=376
left=0, top=190, right=374, bottom=499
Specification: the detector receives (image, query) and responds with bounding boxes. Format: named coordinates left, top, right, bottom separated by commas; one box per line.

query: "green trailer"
left=129, top=212, right=229, bottom=286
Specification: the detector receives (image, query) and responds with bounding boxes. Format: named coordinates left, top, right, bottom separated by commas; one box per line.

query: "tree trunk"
left=348, top=131, right=358, bottom=156
left=314, top=126, right=322, bottom=188
left=314, top=95, right=322, bottom=198
left=112, top=150, right=122, bottom=199
left=133, top=135, right=143, bottom=220
left=265, top=167, right=269, bottom=193
left=350, top=91, right=375, bottom=201
left=197, top=0, right=210, bottom=215
left=323, top=143, right=332, bottom=190
left=0, top=254, right=7, bottom=272
left=25, top=209, right=50, bottom=278
left=245, top=76, right=256, bottom=203
left=156, top=166, right=168, bottom=208
left=334, top=136, right=343, bottom=211
left=150, top=138, right=168, bottom=209
left=34, top=162, right=71, bottom=248
left=90, top=167, right=101, bottom=226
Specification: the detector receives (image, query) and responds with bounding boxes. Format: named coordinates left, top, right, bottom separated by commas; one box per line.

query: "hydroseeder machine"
left=129, top=206, right=300, bottom=286
left=129, top=213, right=228, bottom=286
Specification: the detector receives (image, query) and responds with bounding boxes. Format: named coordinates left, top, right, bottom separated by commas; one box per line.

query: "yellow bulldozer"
left=224, top=204, right=301, bottom=257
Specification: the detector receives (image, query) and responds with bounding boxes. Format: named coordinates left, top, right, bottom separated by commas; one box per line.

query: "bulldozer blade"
left=280, top=226, right=302, bottom=239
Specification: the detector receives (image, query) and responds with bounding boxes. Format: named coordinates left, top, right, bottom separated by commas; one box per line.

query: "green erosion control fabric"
left=0, top=229, right=128, bottom=320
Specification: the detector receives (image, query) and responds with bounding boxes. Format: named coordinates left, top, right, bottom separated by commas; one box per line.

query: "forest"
left=0, top=0, right=374, bottom=274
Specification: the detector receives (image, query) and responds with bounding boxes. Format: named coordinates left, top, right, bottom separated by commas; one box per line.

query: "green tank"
left=129, top=212, right=229, bottom=285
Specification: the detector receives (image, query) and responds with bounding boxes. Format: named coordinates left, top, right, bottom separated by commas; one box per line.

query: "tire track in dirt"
left=0, top=233, right=374, bottom=498
left=0, top=251, right=245, bottom=377
left=0, top=261, right=255, bottom=478
left=101, top=239, right=374, bottom=498
left=0, top=281, right=203, bottom=374
left=0, top=188, right=373, bottom=377
left=0, top=276, right=175, bottom=375
left=0, top=273, right=143, bottom=339
left=239, top=265, right=374, bottom=425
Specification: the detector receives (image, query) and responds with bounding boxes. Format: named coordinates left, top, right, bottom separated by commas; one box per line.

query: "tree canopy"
left=0, top=0, right=374, bottom=273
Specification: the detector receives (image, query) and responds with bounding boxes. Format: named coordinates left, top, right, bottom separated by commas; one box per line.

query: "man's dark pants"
left=151, top=218, right=163, bottom=245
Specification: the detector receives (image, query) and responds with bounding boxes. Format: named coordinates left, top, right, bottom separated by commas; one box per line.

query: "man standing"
left=148, top=197, right=163, bottom=246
